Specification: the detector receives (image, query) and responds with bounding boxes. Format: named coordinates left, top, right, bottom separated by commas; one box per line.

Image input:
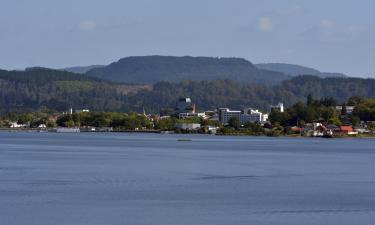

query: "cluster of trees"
left=56, top=112, right=153, bottom=130
left=269, top=95, right=342, bottom=127
left=154, top=116, right=264, bottom=135
left=1, top=110, right=222, bottom=132
left=351, top=97, right=375, bottom=121
left=220, top=119, right=266, bottom=135
left=0, top=109, right=57, bottom=128
left=269, top=95, right=375, bottom=128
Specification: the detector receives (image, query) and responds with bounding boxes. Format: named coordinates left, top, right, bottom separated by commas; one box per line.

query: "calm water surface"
left=1, top=132, right=375, bottom=225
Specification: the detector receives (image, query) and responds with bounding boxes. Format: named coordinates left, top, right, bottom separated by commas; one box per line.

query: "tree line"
left=1, top=69, right=375, bottom=115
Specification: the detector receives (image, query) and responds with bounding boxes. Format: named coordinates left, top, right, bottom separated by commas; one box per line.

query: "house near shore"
left=302, top=123, right=333, bottom=137
left=354, top=126, right=369, bottom=134
left=303, top=123, right=360, bottom=137
left=9, top=122, right=27, bottom=128
left=204, top=125, right=217, bottom=134
left=38, top=124, right=47, bottom=129
left=339, top=126, right=358, bottom=135
left=303, top=123, right=324, bottom=137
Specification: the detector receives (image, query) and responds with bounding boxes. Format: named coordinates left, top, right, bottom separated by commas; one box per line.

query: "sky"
left=1, top=0, right=375, bottom=77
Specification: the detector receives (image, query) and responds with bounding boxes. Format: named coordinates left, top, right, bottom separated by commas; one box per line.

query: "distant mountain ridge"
left=24, top=57, right=349, bottom=84
left=85, top=56, right=291, bottom=84
left=255, top=63, right=347, bottom=78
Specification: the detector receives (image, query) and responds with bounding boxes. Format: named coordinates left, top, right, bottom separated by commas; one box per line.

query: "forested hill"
left=86, top=56, right=291, bottom=84
left=0, top=69, right=140, bottom=113
left=0, top=69, right=100, bottom=83
left=1, top=69, right=375, bottom=114
left=280, top=75, right=375, bottom=102
left=125, top=76, right=375, bottom=113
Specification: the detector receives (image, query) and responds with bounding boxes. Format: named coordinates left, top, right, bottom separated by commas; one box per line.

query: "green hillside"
left=1, top=69, right=375, bottom=114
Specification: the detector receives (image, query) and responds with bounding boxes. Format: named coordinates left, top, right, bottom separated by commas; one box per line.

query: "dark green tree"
left=228, top=117, right=241, bottom=130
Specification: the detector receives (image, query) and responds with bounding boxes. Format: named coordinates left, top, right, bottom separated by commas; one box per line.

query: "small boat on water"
left=160, top=131, right=175, bottom=134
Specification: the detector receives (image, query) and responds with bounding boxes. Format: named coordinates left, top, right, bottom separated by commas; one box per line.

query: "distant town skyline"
left=1, top=0, right=375, bottom=77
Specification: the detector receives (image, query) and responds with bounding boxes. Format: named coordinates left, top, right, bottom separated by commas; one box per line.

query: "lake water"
left=1, top=132, right=375, bottom=225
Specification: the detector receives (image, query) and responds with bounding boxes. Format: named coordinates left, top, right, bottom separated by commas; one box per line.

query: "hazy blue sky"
left=1, top=0, right=375, bottom=77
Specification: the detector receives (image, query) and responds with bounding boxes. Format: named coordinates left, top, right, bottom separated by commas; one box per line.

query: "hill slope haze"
left=255, top=63, right=347, bottom=78
left=61, top=65, right=105, bottom=74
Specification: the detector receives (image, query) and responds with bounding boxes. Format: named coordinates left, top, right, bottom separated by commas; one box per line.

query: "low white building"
left=38, top=124, right=47, bottom=129
left=271, top=103, right=284, bottom=113
left=75, top=109, right=90, bottom=113
left=205, top=125, right=217, bottom=134
left=9, top=122, right=27, bottom=128
left=178, top=112, right=207, bottom=119
left=175, top=123, right=201, bottom=130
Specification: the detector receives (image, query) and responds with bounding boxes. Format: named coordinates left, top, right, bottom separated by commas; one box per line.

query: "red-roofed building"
left=340, top=126, right=358, bottom=135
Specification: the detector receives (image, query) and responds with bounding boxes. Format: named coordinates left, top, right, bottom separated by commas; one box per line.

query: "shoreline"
left=1, top=128, right=374, bottom=139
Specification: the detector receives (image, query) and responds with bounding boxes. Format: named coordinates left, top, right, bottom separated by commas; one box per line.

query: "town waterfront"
left=1, top=132, right=375, bottom=225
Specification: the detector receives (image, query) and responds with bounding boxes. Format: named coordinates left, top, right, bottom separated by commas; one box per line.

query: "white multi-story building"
left=218, top=108, right=268, bottom=125
left=243, top=108, right=264, bottom=122
left=218, top=108, right=242, bottom=125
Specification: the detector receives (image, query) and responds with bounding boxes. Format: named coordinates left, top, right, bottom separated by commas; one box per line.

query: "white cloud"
left=320, top=19, right=335, bottom=29
left=300, top=20, right=366, bottom=43
left=78, top=21, right=97, bottom=31
left=257, top=17, right=273, bottom=32
left=276, top=5, right=304, bottom=17
left=240, top=6, right=304, bottom=33
left=347, top=25, right=359, bottom=35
